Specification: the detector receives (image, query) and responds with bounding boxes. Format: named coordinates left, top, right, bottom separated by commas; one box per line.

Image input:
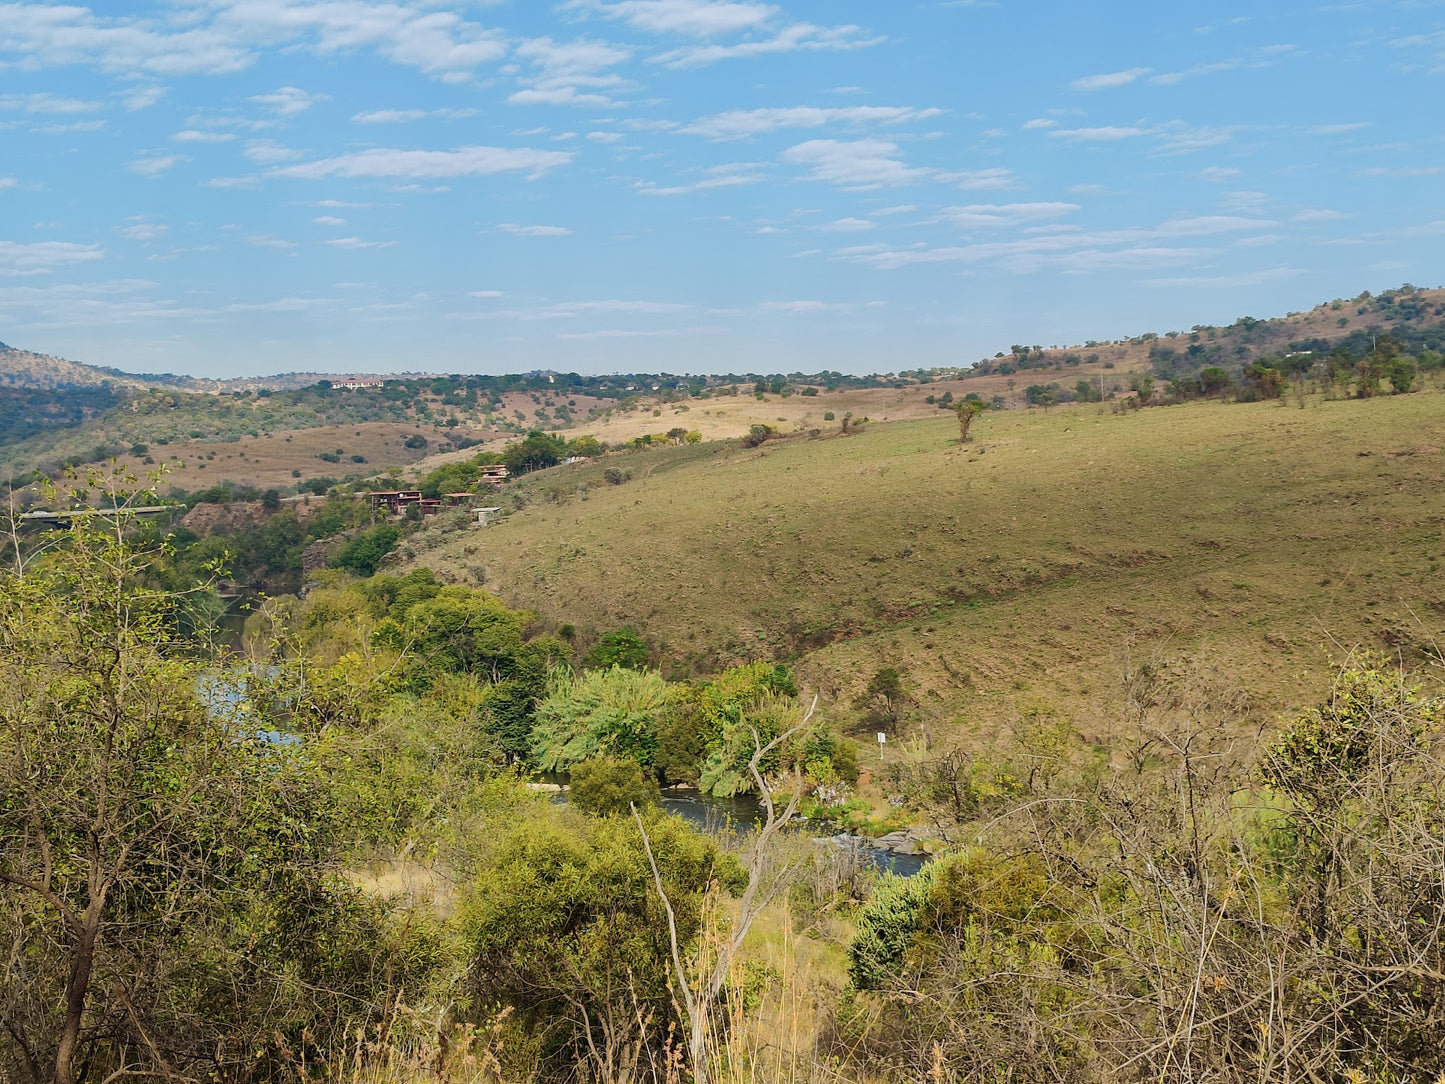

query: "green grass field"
left=417, top=390, right=1445, bottom=747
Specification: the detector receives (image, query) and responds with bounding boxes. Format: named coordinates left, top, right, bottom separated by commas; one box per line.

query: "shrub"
left=568, top=755, right=661, bottom=816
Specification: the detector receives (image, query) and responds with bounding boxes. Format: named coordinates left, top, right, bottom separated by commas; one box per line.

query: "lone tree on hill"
left=951, top=399, right=986, bottom=443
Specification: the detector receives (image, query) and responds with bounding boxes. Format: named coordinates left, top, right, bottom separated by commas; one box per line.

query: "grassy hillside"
left=414, top=388, right=1445, bottom=746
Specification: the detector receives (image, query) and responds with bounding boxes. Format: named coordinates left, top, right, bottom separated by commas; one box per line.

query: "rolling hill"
left=412, top=387, right=1445, bottom=749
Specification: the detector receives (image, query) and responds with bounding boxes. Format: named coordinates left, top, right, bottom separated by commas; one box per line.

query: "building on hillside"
left=367, top=490, right=422, bottom=515
left=474, top=506, right=502, bottom=526
left=477, top=465, right=510, bottom=483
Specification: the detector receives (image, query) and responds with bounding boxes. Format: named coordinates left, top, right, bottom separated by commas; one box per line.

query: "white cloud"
left=834, top=211, right=1274, bottom=273
left=510, top=37, right=632, bottom=107
left=654, top=22, right=882, bottom=68
left=1197, top=166, right=1241, bottom=183
left=586, top=130, right=624, bottom=142
left=0, top=240, right=105, bottom=276
left=1143, top=267, right=1302, bottom=288
left=782, top=139, right=929, bottom=189
left=352, top=107, right=477, bottom=123
left=273, top=146, right=574, bottom=180
left=1293, top=208, right=1345, bottom=222
left=245, top=233, right=298, bottom=250
left=0, top=178, right=16, bottom=189
left=0, top=1, right=507, bottom=79
left=31, top=120, right=105, bottom=134
left=1021, top=118, right=1056, bottom=130
left=1309, top=122, right=1370, bottom=135
left=119, top=85, right=165, bottom=111
left=1154, top=122, right=1238, bottom=153
left=498, top=223, right=573, bottom=236
left=250, top=86, right=325, bottom=117
left=635, top=163, right=764, bottom=195
left=0, top=92, right=102, bottom=114
left=243, top=139, right=301, bottom=164
left=819, top=217, right=875, bottom=232
left=467, top=289, right=505, bottom=298
left=566, top=0, right=778, bottom=37
left=682, top=104, right=943, bottom=140
left=760, top=300, right=849, bottom=314
left=943, top=167, right=1018, bottom=190
left=115, top=221, right=168, bottom=243
left=0, top=4, right=253, bottom=74
left=1049, top=126, right=1145, bottom=142
left=324, top=237, right=395, bottom=249
left=312, top=215, right=346, bottom=226
left=129, top=154, right=182, bottom=176
left=173, top=129, right=235, bottom=143
left=1071, top=67, right=1151, bottom=91
left=938, top=202, right=1080, bottom=228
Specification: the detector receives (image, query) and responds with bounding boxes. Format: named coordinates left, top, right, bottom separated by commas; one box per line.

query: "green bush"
left=569, top=755, right=661, bottom=816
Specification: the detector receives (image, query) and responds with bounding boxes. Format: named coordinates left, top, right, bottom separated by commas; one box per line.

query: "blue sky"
left=1, top=0, right=1442, bottom=378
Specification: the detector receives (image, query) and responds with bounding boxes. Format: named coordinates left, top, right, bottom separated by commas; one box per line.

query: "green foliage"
left=582, top=625, right=651, bottom=670
left=460, top=809, right=742, bottom=1075
left=503, top=429, right=567, bottom=475
left=569, top=754, right=662, bottom=816
left=1388, top=355, right=1418, bottom=393
left=328, top=522, right=401, bottom=576
left=848, top=865, right=939, bottom=990
left=0, top=478, right=440, bottom=1083
left=532, top=666, right=673, bottom=770
left=1261, top=655, right=1440, bottom=811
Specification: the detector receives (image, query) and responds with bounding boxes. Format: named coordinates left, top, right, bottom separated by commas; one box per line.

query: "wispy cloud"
left=352, top=107, right=478, bottom=124
left=272, top=146, right=574, bottom=180
left=937, top=202, right=1080, bottom=228
left=510, top=37, right=632, bottom=107
left=129, top=153, right=182, bottom=176
left=635, top=163, right=765, bottom=195
left=1071, top=67, right=1151, bottom=91
left=245, top=233, right=298, bottom=250
left=681, top=104, right=942, bottom=140
left=0, top=240, right=105, bottom=276
left=654, top=23, right=882, bottom=68
left=0, top=1, right=508, bottom=79
left=172, top=128, right=235, bottom=143
left=250, top=86, right=325, bottom=117
left=324, top=237, right=395, bottom=249
left=564, top=0, right=778, bottom=37
left=115, top=220, right=168, bottom=243
left=1048, top=126, right=1145, bottom=142
left=497, top=223, right=574, bottom=236
left=782, top=139, right=930, bottom=189
left=0, top=91, right=102, bottom=114
left=1143, top=267, right=1302, bottom=288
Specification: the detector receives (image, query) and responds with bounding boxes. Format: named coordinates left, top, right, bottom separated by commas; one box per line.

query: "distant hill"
left=0, top=343, right=155, bottom=391
left=963, top=285, right=1445, bottom=384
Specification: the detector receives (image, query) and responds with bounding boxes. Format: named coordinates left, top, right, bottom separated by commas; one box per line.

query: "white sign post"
left=877, top=732, right=887, bottom=758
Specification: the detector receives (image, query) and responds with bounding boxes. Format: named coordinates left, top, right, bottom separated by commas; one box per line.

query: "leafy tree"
left=461, top=810, right=742, bottom=1078
left=951, top=399, right=985, bottom=443
left=0, top=478, right=424, bottom=1084
left=1388, top=355, right=1418, bottom=394
left=569, top=755, right=662, bottom=816
left=856, top=666, right=909, bottom=731
left=503, top=430, right=567, bottom=475
left=1199, top=365, right=1233, bottom=396
left=582, top=626, right=651, bottom=671
left=566, top=433, right=603, bottom=457
left=328, top=522, right=400, bottom=577
left=532, top=666, right=673, bottom=770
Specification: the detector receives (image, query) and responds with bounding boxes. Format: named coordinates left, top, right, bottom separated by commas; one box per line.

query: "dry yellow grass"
left=413, top=386, right=1445, bottom=750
